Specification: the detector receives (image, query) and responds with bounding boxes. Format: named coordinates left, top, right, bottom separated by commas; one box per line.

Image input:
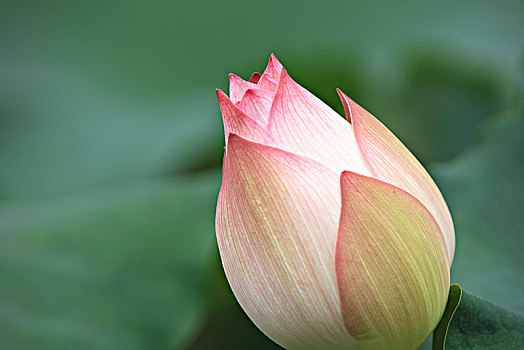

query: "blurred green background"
left=0, top=0, right=523, bottom=349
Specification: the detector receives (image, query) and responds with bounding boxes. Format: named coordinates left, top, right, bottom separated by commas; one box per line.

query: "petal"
left=216, top=89, right=273, bottom=145
left=256, top=73, right=278, bottom=92
left=338, top=90, right=455, bottom=264
left=229, top=73, right=257, bottom=103
left=216, top=134, right=358, bottom=350
left=261, top=53, right=283, bottom=81
left=336, top=172, right=449, bottom=350
left=249, top=72, right=262, bottom=83
left=255, top=54, right=283, bottom=91
left=236, top=88, right=275, bottom=125
left=267, top=69, right=369, bottom=175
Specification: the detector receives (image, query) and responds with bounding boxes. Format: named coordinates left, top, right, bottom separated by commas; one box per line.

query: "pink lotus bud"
left=215, top=55, right=454, bottom=350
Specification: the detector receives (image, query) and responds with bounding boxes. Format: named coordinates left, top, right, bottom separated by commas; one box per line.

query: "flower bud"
left=215, top=55, right=454, bottom=350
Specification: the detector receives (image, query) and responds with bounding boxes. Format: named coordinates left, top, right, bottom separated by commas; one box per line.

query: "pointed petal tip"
left=224, top=132, right=241, bottom=153
left=228, top=73, right=240, bottom=81
left=274, top=67, right=290, bottom=90
left=267, top=67, right=288, bottom=100
left=229, top=73, right=251, bottom=86
left=216, top=88, right=232, bottom=105
left=336, top=89, right=354, bottom=124
left=242, top=88, right=255, bottom=98
left=340, top=170, right=352, bottom=184
left=241, top=87, right=273, bottom=103
left=227, top=132, right=240, bottom=144
left=269, top=53, right=282, bottom=66
left=341, top=170, right=423, bottom=204
left=340, top=171, right=377, bottom=191
left=336, top=88, right=352, bottom=103
left=340, top=169, right=354, bottom=181
left=229, top=73, right=258, bottom=102
left=218, top=90, right=275, bottom=146
left=225, top=132, right=259, bottom=153
left=254, top=54, right=285, bottom=92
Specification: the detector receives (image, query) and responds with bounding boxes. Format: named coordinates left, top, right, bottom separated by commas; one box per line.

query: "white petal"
left=216, top=134, right=358, bottom=350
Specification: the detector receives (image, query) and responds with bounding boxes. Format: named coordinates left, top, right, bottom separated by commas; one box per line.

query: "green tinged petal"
left=336, top=172, right=450, bottom=350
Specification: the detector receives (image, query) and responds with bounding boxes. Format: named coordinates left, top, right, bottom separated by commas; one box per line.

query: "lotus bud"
left=215, top=54, right=454, bottom=350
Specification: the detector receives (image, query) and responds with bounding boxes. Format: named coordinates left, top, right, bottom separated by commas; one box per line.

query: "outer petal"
left=229, top=73, right=257, bottom=103
left=216, top=89, right=273, bottom=145
left=216, top=134, right=358, bottom=350
left=336, top=172, right=449, bottom=350
left=267, top=70, right=369, bottom=175
left=338, top=90, right=455, bottom=264
left=236, top=88, right=275, bottom=125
